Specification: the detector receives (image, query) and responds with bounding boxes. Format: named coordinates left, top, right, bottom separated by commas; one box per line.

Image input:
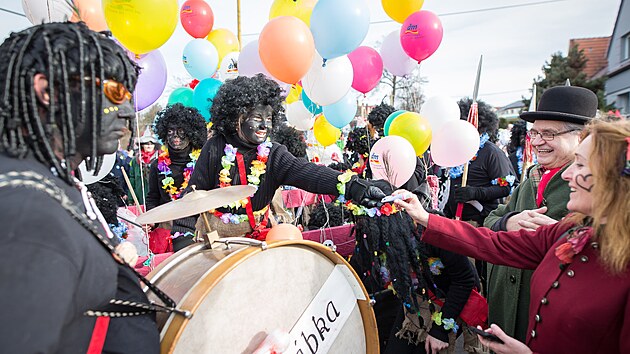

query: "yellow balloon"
left=388, top=112, right=432, bottom=156
left=381, top=0, right=424, bottom=23
left=206, top=28, right=240, bottom=66
left=313, top=114, right=341, bottom=147
left=285, top=84, right=303, bottom=104
left=269, top=0, right=318, bottom=26
left=103, top=0, right=178, bottom=54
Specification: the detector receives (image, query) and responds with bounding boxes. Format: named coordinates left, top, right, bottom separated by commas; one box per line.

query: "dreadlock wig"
left=458, top=98, right=499, bottom=143
left=271, top=124, right=307, bottom=158
left=507, top=120, right=528, bottom=154
left=86, top=174, right=126, bottom=225
left=153, top=103, right=207, bottom=150
left=346, top=127, right=372, bottom=157
left=367, top=103, right=396, bottom=137
left=307, top=202, right=347, bottom=230
left=210, top=74, right=285, bottom=136
left=0, top=22, right=138, bottom=184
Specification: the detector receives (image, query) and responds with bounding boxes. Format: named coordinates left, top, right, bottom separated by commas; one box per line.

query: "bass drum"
left=146, top=238, right=379, bottom=354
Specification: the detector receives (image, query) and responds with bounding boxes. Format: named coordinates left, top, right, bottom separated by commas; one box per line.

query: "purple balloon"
left=380, top=30, right=416, bottom=77
left=133, top=50, right=167, bottom=111
left=238, top=40, right=269, bottom=78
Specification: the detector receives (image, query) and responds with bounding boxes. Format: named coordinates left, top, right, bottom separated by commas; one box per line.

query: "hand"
left=346, top=177, right=387, bottom=208
left=505, top=207, right=556, bottom=231
left=392, top=189, right=430, bottom=226
left=424, top=334, right=449, bottom=354
left=477, top=324, right=532, bottom=354
left=453, top=186, right=482, bottom=203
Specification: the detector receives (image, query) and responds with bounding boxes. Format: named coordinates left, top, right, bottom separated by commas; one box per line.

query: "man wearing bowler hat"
left=483, top=85, right=599, bottom=341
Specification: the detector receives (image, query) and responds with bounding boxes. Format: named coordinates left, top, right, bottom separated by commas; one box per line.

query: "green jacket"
left=483, top=164, right=570, bottom=341
left=128, top=157, right=152, bottom=205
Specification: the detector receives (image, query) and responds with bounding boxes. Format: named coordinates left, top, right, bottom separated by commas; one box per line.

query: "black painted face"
left=167, top=126, right=190, bottom=151
left=237, top=104, right=273, bottom=145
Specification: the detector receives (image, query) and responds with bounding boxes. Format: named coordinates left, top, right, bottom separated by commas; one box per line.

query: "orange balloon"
left=265, top=224, right=303, bottom=242
left=71, top=0, right=108, bottom=32
left=259, top=16, right=315, bottom=84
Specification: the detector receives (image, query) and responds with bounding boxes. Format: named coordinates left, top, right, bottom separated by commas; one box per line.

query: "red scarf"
left=536, top=167, right=562, bottom=207
left=140, top=150, right=156, bottom=165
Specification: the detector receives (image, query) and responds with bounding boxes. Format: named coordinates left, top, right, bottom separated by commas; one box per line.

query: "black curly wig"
left=210, top=74, right=285, bottom=136
left=307, top=202, right=348, bottom=230
left=327, top=161, right=352, bottom=172
left=345, top=127, right=372, bottom=156
left=508, top=120, right=528, bottom=154
left=458, top=98, right=499, bottom=142
left=153, top=103, right=207, bottom=150
left=87, top=174, right=126, bottom=225
left=271, top=124, right=307, bottom=158
left=367, top=103, right=396, bottom=136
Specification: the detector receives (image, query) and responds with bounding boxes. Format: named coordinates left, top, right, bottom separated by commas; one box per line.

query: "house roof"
left=569, top=37, right=610, bottom=79
left=498, top=100, right=525, bottom=112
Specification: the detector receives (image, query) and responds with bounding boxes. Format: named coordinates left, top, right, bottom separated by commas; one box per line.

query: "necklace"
left=157, top=146, right=201, bottom=200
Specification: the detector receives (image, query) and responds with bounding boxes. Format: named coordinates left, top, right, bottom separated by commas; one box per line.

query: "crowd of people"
left=1, top=21, right=628, bottom=354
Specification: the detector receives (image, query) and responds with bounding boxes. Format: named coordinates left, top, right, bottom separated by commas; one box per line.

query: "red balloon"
left=180, top=0, right=214, bottom=38
left=188, top=79, right=200, bottom=89
left=348, top=46, right=383, bottom=94
left=400, top=11, right=443, bottom=63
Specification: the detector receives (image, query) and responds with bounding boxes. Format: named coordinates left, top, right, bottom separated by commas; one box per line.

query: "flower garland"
left=449, top=133, right=490, bottom=179
left=491, top=174, right=517, bottom=187
left=157, top=146, right=201, bottom=200
left=555, top=226, right=591, bottom=264
left=431, top=311, right=459, bottom=333
left=108, top=222, right=128, bottom=243
left=335, top=171, right=401, bottom=217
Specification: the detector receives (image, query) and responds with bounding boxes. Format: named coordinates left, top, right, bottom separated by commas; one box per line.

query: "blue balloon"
left=322, top=93, right=357, bottom=128
left=193, top=78, right=223, bottom=121
left=301, top=90, right=323, bottom=115
left=310, top=0, right=370, bottom=60
left=183, top=39, right=219, bottom=80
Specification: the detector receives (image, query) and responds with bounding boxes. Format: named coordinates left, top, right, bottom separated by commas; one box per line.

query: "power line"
left=0, top=7, right=26, bottom=18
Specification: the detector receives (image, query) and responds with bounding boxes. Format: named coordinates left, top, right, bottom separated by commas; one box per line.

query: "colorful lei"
left=108, top=222, right=128, bottom=243
left=157, top=146, right=201, bottom=200
left=428, top=257, right=444, bottom=275
left=491, top=174, right=517, bottom=187
left=431, top=311, right=459, bottom=333
left=335, top=171, right=401, bottom=217
left=212, top=206, right=269, bottom=225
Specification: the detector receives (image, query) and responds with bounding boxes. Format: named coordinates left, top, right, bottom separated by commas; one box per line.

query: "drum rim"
left=158, top=239, right=379, bottom=354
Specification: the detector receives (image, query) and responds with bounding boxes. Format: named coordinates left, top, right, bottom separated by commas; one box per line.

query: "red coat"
left=422, top=215, right=630, bottom=354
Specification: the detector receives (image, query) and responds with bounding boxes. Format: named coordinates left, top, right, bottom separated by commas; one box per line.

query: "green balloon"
left=383, top=110, right=405, bottom=136
left=168, top=87, right=194, bottom=107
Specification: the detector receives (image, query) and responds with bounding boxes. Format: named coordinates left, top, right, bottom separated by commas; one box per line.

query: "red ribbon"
left=236, top=152, right=269, bottom=240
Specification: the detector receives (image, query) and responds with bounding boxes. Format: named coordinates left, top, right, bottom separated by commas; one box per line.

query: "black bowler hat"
left=520, top=86, right=598, bottom=125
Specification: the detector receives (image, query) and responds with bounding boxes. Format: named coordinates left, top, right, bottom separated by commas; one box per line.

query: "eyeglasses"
left=90, top=77, right=132, bottom=104
left=527, top=129, right=579, bottom=141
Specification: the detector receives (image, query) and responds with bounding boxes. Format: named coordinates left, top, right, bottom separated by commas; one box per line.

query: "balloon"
left=103, top=0, right=178, bottom=55
left=369, top=136, right=416, bottom=187
left=180, top=0, right=214, bottom=38
left=382, top=0, right=424, bottom=23
left=286, top=101, right=315, bottom=131
left=269, top=0, right=318, bottom=26
left=193, top=78, right=223, bottom=121
left=168, top=87, right=194, bottom=107
left=420, top=96, right=461, bottom=131
left=206, top=28, right=239, bottom=65
left=219, top=51, right=240, bottom=81
left=22, top=0, right=72, bottom=24
left=380, top=30, right=416, bottom=77
left=301, top=90, right=323, bottom=115
left=79, top=152, right=117, bottom=185
left=70, top=0, right=108, bottom=31
left=388, top=112, right=432, bottom=156
left=133, top=50, right=167, bottom=111
left=285, top=84, right=303, bottom=104
left=238, top=40, right=269, bottom=77
left=183, top=39, right=219, bottom=80
left=265, top=223, right=303, bottom=242
left=348, top=46, right=383, bottom=94
left=313, top=115, right=341, bottom=147
left=322, top=93, right=357, bottom=128
left=301, top=54, right=353, bottom=106
left=259, top=16, right=315, bottom=84
left=431, top=120, right=479, bottom=167
left=310, top=0, right=370, bottom=60
left=383, top=110, right=405, bottom=136
left=400, top=10, right=443, bottom=63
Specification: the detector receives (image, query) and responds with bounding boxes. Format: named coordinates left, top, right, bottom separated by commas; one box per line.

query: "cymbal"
left=135, top=185, right=257, bottom=224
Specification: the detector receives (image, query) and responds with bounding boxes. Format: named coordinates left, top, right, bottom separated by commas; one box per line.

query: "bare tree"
left=378, top=67, right=427, bottom=112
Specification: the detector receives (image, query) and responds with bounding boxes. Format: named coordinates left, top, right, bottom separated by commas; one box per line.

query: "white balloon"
left=301, top=53, right=353, bottom=106
left=380, top=30, right=415, bottom=77
left=431, top=120, right=479, bottom=167
left=79, top=152, right=117, bottom=185
left=22, top=0, right=72, bottom=24
left=421, top=96, right=461, bottom=131
left=220, top=51, right=240, bottom=81
left=286, top=101, right=315, bottom=131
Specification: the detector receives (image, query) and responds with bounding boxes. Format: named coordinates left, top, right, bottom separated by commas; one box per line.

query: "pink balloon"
left=369, top=136, right=416, bottom=187
left=238, top=40, right=291, bottom=94
left=431, top=120, right=479, bottom=167
left=400, top=11, right=443, bottom=63
left=348, top=46, right=383, bottom=94
left=380, top=30, right=415, bottom=77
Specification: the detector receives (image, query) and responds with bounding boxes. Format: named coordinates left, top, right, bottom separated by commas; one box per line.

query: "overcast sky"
left=0, top=0, right=621, bottom=108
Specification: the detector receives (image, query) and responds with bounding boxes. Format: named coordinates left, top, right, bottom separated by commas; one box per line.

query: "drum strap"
left=236, top=152, right=270, bottom=240
left=0, top=171, right=191, bottom=320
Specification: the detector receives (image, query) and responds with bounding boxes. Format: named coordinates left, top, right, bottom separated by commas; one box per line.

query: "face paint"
left=237, top=104, right=273, bottom=145
left=561, top=135, right=594, bottom=216
left=167, top=126, right=190, bottom=151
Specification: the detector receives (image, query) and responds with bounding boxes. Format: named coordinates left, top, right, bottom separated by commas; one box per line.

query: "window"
left=622, top=33, right=630, bottom=61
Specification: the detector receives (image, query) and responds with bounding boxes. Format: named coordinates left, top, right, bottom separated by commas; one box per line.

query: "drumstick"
left=121, top=167, right=142, bottom=212
left=200, top=212, right=213, bottom=245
